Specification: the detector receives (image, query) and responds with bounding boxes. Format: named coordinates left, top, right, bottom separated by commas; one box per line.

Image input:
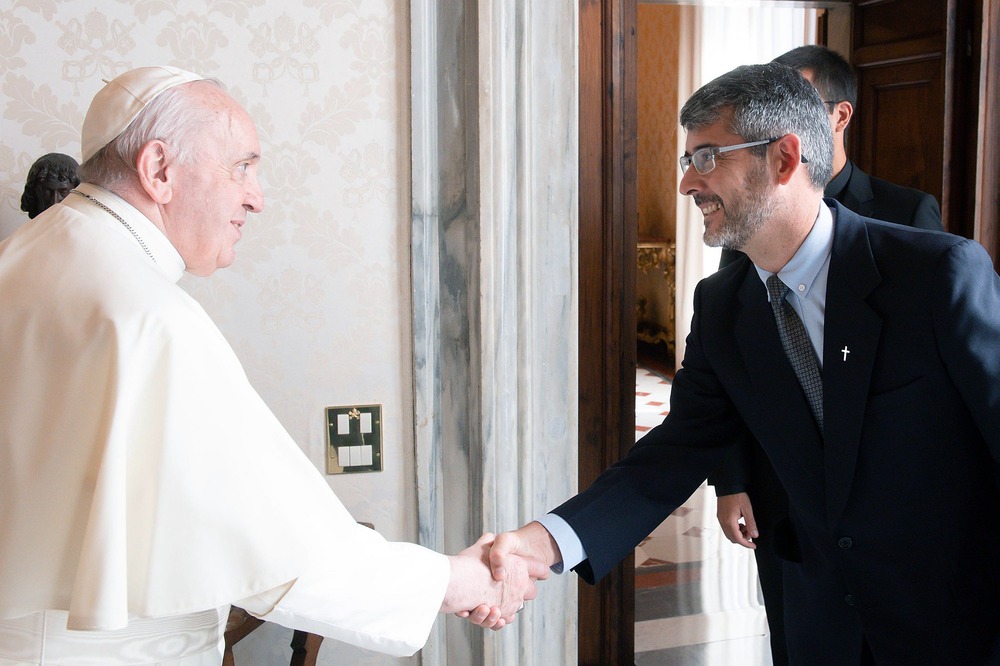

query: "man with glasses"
left=710, top=45, right=944, bottom=665
left=485, top=63, right=1000, bottom=664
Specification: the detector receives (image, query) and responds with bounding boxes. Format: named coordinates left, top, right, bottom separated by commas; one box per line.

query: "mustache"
left=693, top=195, right=722, bottom=207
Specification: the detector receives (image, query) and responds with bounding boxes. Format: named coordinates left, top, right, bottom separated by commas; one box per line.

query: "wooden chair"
left=223, top=607, right=324, bottom=666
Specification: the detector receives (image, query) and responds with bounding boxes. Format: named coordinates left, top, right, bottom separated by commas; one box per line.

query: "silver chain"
left=69, top=189, right=157, bottom=263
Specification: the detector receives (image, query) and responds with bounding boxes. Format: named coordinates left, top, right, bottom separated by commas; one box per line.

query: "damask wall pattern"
left=637, top=3, right=680, bottom=242
left=636, top=4, right=681, bottom=365
left=2, top=2, right=416, bottom=662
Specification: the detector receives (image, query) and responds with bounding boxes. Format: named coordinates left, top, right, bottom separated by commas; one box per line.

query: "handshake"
left=441, top=522, right=559, bottom=630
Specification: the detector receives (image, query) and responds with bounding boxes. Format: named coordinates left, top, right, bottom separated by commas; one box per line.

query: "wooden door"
left=850, top=0, right=1000, bottom=255
left=578, top=0, right=637, bottom=662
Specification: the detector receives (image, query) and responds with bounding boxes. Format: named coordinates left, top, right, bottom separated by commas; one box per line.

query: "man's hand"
left=443, top=532, right=549, bottom=630
left=716, top=492, right=758, bottom=549
left=488, top=521, right=561, bottom=583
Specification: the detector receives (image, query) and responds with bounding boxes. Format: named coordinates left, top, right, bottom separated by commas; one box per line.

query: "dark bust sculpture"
left=20, top=153, right=80, bottom=219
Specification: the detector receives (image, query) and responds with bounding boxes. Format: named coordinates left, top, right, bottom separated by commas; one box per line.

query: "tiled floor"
left=634, top=365, right=773, bottom=665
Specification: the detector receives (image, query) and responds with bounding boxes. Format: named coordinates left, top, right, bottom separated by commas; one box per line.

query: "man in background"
left=711, top=45, right=944, bottom=664
left=0, top=66, right=542, bottom=664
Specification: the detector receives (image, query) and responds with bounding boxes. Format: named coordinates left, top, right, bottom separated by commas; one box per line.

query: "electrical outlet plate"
left=325, top=404, right=383, bottom=474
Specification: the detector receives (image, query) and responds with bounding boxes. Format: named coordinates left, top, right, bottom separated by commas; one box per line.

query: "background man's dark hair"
left=772, top=45, right=857, bottom=109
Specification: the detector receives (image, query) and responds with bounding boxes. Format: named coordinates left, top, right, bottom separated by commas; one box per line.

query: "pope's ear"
left=135, top=140, right=173, bottom=205
left=773, top=134, right=804, bottom=185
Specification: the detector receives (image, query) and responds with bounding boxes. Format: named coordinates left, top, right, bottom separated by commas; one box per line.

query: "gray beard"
left=704, top=165, right=772, bottom=250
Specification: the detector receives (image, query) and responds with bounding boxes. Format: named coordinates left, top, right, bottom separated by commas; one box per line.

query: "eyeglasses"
left=822, top=100, right=843, bottom=110
left=679, top=137, right=779, bottom=175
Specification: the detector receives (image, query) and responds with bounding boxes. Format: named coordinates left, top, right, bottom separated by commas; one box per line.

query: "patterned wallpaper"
left=2, top=2, right=415, bottom=662
left=637, top=3, right=680, bottom=243
left=636, top=4, right=681, bottom=360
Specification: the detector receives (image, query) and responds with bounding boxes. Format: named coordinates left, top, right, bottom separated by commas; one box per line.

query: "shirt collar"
left=76, top=183, right=186, bottom=283
left=824, top=158, right=853, bottom=199
left=754, top=201, right=834, bottom=301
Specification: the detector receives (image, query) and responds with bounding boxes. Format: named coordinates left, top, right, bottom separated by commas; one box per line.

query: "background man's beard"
left=704, top=166, right=771, bottom=250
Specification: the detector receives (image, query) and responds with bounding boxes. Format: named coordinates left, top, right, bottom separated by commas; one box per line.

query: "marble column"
left=411, top=0, right=579, bottom=663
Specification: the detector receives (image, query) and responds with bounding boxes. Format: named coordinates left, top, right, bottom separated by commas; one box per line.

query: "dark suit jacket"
left=713, top=163, right=943, bottom=496
left=555, top=203, right=1000, bottom=664
left=833, top=159, right=942, bottom=230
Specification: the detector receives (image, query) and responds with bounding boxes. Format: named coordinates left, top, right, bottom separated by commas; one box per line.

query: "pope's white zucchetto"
left=81, top=66, right=205, bottom=163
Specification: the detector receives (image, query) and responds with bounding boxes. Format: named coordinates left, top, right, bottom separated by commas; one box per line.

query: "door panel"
left=850, top=0, right=998, bottom=258
left=855, top=0, right=943, bottom=45
left=854, top=57, right=945, bottom=198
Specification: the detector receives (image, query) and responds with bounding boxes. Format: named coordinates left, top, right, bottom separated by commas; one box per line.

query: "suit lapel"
left=822, top=203, right=883, bottom=530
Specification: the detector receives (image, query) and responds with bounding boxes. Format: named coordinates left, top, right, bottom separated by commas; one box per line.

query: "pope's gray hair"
left=78, top=78, right=225, bottom=191
left=680, top=63, right=833, bottom=189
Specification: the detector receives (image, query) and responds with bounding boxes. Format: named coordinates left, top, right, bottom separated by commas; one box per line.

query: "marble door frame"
left=410, top=1, right=580, bottom=663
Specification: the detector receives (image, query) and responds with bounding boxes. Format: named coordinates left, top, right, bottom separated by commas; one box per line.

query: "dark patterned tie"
left=766, top=275, right=823, bottom=431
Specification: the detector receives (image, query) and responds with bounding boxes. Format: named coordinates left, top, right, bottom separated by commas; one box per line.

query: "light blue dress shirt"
left=542, top=202, right=837, bottom=573
left=753, top=202, right=834, bottom=366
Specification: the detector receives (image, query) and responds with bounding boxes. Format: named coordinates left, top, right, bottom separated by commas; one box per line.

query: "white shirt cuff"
left=537, top=513, right=587, bottom=574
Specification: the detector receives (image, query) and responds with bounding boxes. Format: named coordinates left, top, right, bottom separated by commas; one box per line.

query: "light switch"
left=326, top=404, right=383, bottom=474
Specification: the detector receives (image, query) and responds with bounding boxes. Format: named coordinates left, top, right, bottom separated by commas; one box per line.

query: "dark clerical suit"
left=557, top=202, right=1000, bottom=664
left=712, top=163, right=943, bottom=665
left=826, top=159, right=942, bottom=231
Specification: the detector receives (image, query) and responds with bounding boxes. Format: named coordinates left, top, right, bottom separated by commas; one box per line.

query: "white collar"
left=73, top=183, right=186, bottom=283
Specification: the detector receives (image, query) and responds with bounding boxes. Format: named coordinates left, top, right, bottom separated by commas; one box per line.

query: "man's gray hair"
left=78, top=78, right=225, bottom=191
left=680, top=63, right=833, bottom=188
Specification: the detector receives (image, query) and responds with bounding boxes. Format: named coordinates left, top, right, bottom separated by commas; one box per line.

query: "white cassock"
left=0, top=184, right=450, bottom=664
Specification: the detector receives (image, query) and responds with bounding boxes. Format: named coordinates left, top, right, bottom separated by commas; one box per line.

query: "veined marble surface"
left=411, top=1, right=579, bottom=664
